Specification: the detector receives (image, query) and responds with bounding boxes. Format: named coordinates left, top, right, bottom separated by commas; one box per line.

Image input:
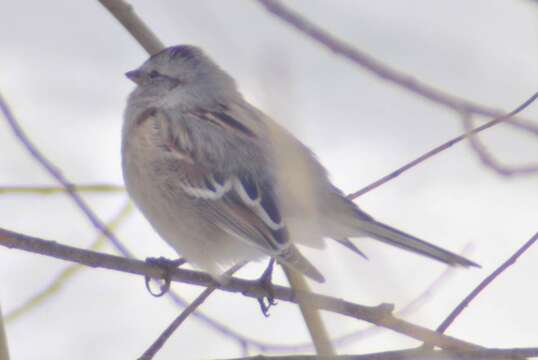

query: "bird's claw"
left=256, top=259, right=277, bottom=317
left=144, top=257, right=186, bottom=297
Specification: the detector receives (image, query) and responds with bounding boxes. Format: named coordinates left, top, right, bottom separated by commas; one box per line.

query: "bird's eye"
left=148, top=70, right=160, bottom=79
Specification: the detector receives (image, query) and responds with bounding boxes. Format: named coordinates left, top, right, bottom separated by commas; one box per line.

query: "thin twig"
left=139, top=264, right=243, bottom=360
left=97, top=0, right=165, bottom=55
left=223, top=347, right=538, bottom=360
left=348, top=92, right=538, bottom=199
left=0, top=227, right=482, bottom=352
left=139, top=287, right=218, bottom=360
left=461, top=114, right=538, bottom=176
left=437, top=231, right=538, bottom=334
left=0, top=184, right=124, bottom=195
left=256, top=0, right=538, bottom=135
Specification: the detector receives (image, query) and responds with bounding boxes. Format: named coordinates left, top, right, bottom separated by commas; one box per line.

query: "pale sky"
left=0, top=1, right=537, bottom=359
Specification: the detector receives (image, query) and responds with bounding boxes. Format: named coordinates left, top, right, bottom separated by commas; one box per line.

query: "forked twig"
left=461, top=114, right=538, bottom=176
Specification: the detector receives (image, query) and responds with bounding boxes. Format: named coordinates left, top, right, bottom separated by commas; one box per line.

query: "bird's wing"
left=143, top=108, right=290, bottom=255
left=136, top=108, right=325, bottom=282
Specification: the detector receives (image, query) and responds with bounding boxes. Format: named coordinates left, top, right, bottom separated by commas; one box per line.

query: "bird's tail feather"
left=278, top=245, right=326, bottom=283
left=355, top=219, right=479, bottom=268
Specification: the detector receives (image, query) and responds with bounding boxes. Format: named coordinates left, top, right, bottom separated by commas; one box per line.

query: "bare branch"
left=97, top=0, right=165, bottom=55
left=0, top=226, right=482, bottom=352
left=461, top=114, right=538, bottom=176
left=348, top=92, right=538, bottom=199
left=223, top=347, right=538, bottom=359
left=140, top=287, right=218, bottom=360
left=437, top=231, right=538, bottom=334
left=256, top=0, right=538, bottom=134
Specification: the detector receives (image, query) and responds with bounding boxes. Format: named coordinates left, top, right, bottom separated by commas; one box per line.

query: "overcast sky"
left=1, top=1, right=537, bottom=359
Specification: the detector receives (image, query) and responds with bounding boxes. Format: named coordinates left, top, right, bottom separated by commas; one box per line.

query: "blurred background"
left=0, top=1, right=537, bottom=359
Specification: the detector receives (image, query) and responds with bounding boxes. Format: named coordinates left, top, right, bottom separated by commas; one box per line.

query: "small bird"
left=122, top=45, right=478, bottom=284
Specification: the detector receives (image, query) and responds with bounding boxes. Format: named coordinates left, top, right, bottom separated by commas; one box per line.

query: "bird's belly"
left=122, top=140, right=264, bottom=278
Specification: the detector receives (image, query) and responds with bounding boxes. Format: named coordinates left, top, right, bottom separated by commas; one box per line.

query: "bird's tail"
left=354, top=218, right=479, bottom=267
left=278, top=245, right=326, bottom=283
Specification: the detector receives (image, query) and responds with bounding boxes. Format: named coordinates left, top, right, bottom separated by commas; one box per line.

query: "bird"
left=122, top=45, right=478, bottom=284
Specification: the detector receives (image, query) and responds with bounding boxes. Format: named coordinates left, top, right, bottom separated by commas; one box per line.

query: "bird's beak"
left=125, top=69, right=143, bottom=85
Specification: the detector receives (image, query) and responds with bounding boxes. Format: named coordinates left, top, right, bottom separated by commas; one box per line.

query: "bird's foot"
left=256, top=259, right=277, bottom=317
left=144, top=257, right=186, bottom=297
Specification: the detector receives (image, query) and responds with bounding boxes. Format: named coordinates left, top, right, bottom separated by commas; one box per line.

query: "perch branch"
left=0, top=226, right=482, bottom=352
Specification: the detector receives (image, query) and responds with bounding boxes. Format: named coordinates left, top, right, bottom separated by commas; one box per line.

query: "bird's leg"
left=256, top=258, right=277, bottom=317
left=144, top=257, right=186, bottom=297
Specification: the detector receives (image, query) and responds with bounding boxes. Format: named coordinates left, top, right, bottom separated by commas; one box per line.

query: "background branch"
left=461, top=114, right=538, bottom=176
left=436, top=231, right=538, bottom=334
left=97, top=0, right=165, bottom=55
left=256, top=0, right=538, bottom=133
left=139, top=264, right=243, bottom=360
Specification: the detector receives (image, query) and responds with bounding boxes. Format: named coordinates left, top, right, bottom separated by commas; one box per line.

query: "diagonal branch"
left=437, top=231, right=538, bottom=334
left=139, top=264, right=243, bottom=360
left=0, top=226, right=482, bottom=352
left=97, top=0, right=164, bottom=55
left=256, top=0, right=538, bottom=135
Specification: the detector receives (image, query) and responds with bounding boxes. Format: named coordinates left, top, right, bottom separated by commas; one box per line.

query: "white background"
left=1, top=1, right=537, bottom=359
